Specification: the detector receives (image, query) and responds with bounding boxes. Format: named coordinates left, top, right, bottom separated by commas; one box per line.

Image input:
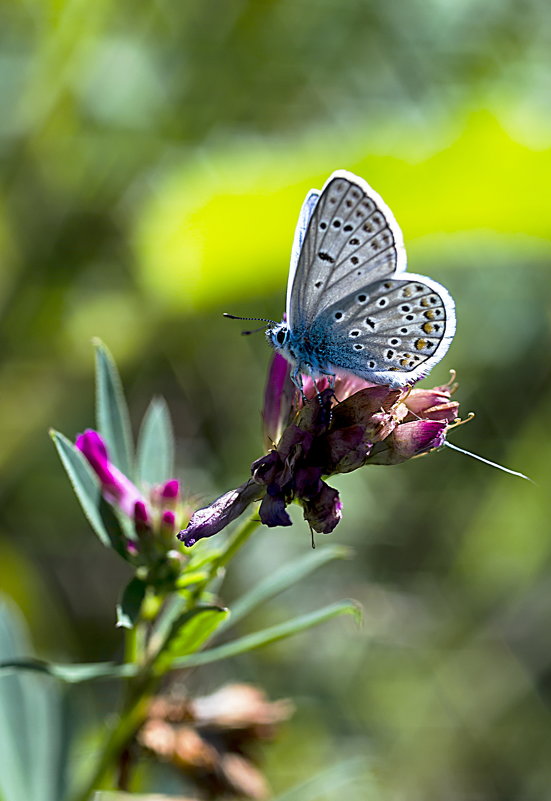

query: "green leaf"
left=95, top=793, right=187, bottom=800
left=116, top=577, right=147, bottom=629
left=94, top=339, right=134, bottom=478
left=51, top=430, right=128, bottom=556
left=0, top=601, right=361, bottom=684
left=223, top=544, right=351, bottom=632
left=155, top=605, right=230, bottom=670
left=0, top=597, right=66, bottom=801
left=136, top=397, right=175, bottom=486
left=0, top=657, right=134, bottom=683
left=172, top=599, right=362, bottom=669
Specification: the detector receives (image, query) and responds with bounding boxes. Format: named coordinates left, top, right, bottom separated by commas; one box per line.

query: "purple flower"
left=178, top=359, right=464, bottom=546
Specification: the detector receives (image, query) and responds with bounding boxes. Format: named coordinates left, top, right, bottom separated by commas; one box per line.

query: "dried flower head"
left=138, top=684, right=293, bottom=800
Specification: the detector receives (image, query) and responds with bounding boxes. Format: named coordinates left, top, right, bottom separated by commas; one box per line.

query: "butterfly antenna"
left=444, top=441, right=534, bottom=484
left=223, top=312, right=277, bottom=336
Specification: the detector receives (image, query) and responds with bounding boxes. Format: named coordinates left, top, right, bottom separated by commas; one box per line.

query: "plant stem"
left=186, top=510, right=261, bottom=609
left=217, top=511, right=261, bottom=569
left=71, top=673, right=157, bottom=801
left=71, top=513, right=261, bottom=800
left=71, top=619, right=158, bottom=801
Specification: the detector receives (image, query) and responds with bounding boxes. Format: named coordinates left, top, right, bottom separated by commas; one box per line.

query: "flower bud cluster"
left=76, top=429, right=186, bottom=569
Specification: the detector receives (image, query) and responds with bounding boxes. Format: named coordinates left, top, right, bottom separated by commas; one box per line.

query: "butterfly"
left=263, top=170, right=456, bottom=391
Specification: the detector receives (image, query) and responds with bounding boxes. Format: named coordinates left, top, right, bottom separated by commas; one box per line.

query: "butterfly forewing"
left=288, top=171, right=405, bottom=327
left=313, top=276, right=455, bottom=384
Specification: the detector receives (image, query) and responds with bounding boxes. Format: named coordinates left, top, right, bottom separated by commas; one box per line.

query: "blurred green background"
left=0, top=0, right=550, bottom=798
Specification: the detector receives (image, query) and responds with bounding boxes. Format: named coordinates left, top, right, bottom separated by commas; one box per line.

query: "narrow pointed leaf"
left=96, top=793, right=199, bottom=800
left=172, top=599, right=361, bottom=669
left=0, top=658, right=135, bottom=682
left=94, top=340, right=134, bottom=477
left=137, top=397, right=175, bottom=486
left=51, top=430, right=128, bottom=556
left=155, top=605, right=230, bottom=670
left=116, top=577, right=147, bottom=629
left=223, top=545, right=351, bottom=631
left=0, top=602, right=361, bottom=684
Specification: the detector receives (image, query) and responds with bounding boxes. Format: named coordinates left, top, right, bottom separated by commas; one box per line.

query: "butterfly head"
left=266, top=322, right=290, bottom=354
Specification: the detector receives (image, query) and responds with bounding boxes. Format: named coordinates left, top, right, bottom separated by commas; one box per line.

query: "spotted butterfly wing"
left=309, top=274, right=455, bottom=385
left=287, top=170, right=406, bottom=329
left=286, top=170, right=455, bottom=387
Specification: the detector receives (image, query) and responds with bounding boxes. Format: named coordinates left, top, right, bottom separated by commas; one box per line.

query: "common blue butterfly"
left=266, top=170, right=456, bottom=390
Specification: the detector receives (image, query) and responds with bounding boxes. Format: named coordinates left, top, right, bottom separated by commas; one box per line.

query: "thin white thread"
left=444, top=441, right=534, bottom=484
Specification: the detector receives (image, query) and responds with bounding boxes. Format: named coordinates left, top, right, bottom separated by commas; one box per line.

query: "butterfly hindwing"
left=312, top=275, right=456, bottom=385
left=288, top=170, right=406, bottom=328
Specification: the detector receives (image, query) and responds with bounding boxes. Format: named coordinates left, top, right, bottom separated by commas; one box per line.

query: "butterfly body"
left=267, top=170, right=456, bottom=390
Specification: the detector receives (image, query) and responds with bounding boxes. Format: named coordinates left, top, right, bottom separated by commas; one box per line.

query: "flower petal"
left=251, top=450, right=282, bottom=486
left=262, top=354, right=296, bottom=447
left=302, top=482, right=343, bottom=534
left=331, top=386, right=403, bottom=430
left=405, top=388, right=459, bottom=422
left=259, top=492, right=292, bottom=527
left=177, top=479, right=264, bottom=546
left=326, top=425, right=370, bottom=474
left=369, top=419, right=448, bottom=464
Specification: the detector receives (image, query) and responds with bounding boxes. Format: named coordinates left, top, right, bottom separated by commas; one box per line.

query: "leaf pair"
left=51, top=341, right=176, bottom=557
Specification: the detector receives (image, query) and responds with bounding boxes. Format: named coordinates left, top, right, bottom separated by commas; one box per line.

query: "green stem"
left=71, top=513, right=261, bottom=800
left=71, top=621, right=156, bottom=801
left=71, top=673, right=157, bottom=801
left=124, top=622, right=138, bottom=664
left=187, top=509, right=261, bottom=607
left=217, top=511, right=261, bottom=569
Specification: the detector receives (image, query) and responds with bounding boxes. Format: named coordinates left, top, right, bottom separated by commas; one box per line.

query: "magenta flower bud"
left=161, top=509, right=176, bottom=529
left=76, top=429, right=147, bottom=518
left=134, top=500, right=150, bottom=524
left=160, top=480, right=180, bottom=501
left=133, top=500, right=152, bottom=542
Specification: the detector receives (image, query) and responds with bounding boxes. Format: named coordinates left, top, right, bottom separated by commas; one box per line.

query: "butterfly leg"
left=291, top=366, right=308, bottom=404
left=311, top=376, right=335, bottom=427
